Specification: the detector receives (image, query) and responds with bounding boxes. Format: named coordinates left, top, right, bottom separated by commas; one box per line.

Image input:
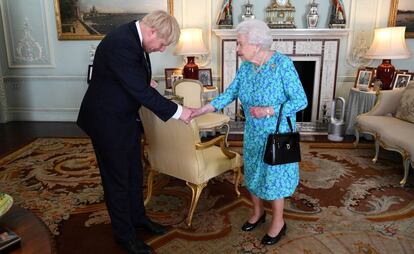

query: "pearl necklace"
left=253, top=55, right=267, bottom=74
left=252, top=51, right=274, bottom=74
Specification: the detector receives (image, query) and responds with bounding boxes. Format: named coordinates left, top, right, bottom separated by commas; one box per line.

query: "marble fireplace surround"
left=213, top=29, right=350, bottom=124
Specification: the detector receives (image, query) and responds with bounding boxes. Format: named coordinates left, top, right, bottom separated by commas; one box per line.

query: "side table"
left=0, top=205, right=56, bottom=254
left=344, top=87, right=378, bottom=137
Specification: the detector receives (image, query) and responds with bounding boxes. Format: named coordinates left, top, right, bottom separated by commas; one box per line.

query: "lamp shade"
left=365, top=27, right=411, bottom=59
left=174, top=28, right=208, bottom=56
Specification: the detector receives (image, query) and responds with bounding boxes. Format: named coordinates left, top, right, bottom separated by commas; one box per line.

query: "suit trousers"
left=92, top=140, right=145, bottom=241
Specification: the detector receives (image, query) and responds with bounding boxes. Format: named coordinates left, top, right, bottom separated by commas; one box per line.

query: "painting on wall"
left=54, top=0, right=173, bottom=40
left=389, top=0, right=414, bottom=38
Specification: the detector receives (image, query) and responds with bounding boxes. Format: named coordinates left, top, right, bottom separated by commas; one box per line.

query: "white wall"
left=0, top=0, right=413, bottom=122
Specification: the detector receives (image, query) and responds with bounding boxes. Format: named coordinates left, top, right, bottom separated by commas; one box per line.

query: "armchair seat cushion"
left=202, top=147, right=242, bottom=182
left=195, top=113, right=230, bottom=130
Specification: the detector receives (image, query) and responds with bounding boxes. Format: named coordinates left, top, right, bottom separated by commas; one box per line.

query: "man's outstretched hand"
left=179, top=107, right=193, bottom=124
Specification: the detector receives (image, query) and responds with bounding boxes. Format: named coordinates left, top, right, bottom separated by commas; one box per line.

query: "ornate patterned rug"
left=0, top=138, right=413, bottom=253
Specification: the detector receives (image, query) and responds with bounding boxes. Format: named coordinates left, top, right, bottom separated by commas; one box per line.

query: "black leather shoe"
left=140, top=218, right=167, bottom=235
left=241, top=212, right=266, bottom=231
left=261, top=223, right=287, bottom=245
left=116, top=238, right=152, bottom=254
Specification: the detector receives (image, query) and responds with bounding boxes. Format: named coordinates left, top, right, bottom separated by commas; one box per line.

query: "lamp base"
left=182, top=56, right=199, bottom=80
left=376, top=59, right=395, bottom=90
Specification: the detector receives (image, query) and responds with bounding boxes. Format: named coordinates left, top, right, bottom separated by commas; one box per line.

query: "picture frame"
left=87, top=65, right=93, bottom=84
left=164, top=68, right=182, bottom=89
left=388, top=0, right=414, bottom=38
left=393, top=73, right=412, bottom=89
left=364, top=66, right=377, bottom=87
left=54, top=0, right=174, bottom=40
left=198, top=68, right=213, bottom=87
left=391, top=70, right=413, bottom=85
left=355, top=68, right=374, bottom=90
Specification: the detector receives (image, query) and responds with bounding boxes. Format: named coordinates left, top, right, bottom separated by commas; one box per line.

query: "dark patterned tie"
left=143, top=52, right=152, bottom=84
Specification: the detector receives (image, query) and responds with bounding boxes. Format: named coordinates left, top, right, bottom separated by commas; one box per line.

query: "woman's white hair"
left=236, top=20, right=273, bottom=50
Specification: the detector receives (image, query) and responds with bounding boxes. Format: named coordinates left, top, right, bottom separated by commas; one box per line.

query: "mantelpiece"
left=213, top=28, right=351, bottom=123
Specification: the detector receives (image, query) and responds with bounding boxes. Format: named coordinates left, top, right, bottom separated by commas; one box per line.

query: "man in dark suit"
left=77, top=10, right=191, bottom=254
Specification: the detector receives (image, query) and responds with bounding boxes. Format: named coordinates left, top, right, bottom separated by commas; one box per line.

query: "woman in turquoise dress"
left=192, top=19, right=307, bottom=245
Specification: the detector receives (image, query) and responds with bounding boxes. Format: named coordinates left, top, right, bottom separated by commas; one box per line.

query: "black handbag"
left=263, top=104, right=301, bottom=165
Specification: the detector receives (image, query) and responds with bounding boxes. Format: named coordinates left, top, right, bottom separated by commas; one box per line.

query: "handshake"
left=178, top=105, right=275, bottom=123
left=178, top=104, right=215, bottom=124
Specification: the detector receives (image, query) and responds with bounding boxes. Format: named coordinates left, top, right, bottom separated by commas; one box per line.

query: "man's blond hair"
left=142, top=10, right=180, bottom=45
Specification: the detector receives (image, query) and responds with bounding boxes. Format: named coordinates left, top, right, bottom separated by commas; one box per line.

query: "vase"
left=242, top=1, right=255, bottom=21
left=307, top=0, right=319, bottom=29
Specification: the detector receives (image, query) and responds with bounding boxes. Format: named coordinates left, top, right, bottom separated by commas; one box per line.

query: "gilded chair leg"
left=144, top=169, right=157, bottom=206
left=354, top=129, right=360, bottom=147
left=222, top=124, right=230, bottom=147
left=400, top=158, right=410, bottom=186
left=185, top=182, right=207, bottom=227
left=373, top=139, right=380, bottom=163
left=234, top=167, right=241, bottom=197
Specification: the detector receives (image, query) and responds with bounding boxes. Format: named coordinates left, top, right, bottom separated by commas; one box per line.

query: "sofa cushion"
left=358, top=115, right=414, bottom=160
left=395, top=81, right=414, bottom=124
left=356, top=115, right=394, bottom=134
left=378, top=120, right=414, bottom=161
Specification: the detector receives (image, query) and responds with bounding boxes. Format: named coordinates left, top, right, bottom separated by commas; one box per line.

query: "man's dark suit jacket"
left=77, top=21, right=178, bottom=148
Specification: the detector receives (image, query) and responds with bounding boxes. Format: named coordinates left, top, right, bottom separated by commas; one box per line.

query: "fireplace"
left=213, top=29, right=350, bottom=131
left=293, top=60, right=316, bottom=122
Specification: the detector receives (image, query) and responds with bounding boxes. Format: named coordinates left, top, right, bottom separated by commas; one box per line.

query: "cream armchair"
left=173, top=79, right=231, bottom=145
left=355, top=82, right=414, bottom=186
left=139, top=107, right=243, bottom=226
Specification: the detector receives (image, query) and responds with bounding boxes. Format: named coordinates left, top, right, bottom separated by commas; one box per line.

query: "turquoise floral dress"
left=211, top=52, right=308, bottom=200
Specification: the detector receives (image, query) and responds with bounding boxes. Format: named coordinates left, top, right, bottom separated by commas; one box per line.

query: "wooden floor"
left=0, top=121, right=363, bottom=157
left=0, top=122, right=87, bottom=157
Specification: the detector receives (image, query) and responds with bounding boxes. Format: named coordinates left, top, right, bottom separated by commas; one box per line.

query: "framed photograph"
left=164, top=68, right=182, bottom=89
left=87, top=65, right=93, bottom=84
left=392, top=70, right=413, bottom=84
left=364, top=66, right=377, bottom=86
left=54, top=0, right=174, bottom=40
left=198, top=68, right=213, bottom=87
left=393, top=73, right=412, bottom=89
left=355, top=68, right=374, bottom=90
left=389, top=0, right=414, bottom=38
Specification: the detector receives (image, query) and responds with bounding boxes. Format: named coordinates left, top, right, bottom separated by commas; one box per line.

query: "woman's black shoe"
left=241, top=212, right=266, bottom=231
left=261, top=223, right=287, bottom=245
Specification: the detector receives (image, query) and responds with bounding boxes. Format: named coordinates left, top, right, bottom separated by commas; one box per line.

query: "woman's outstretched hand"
left=190, top=104, right=216, bottom=119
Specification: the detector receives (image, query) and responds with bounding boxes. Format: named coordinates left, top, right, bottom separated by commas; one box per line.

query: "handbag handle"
left=275, top=103, right=294, bottom=134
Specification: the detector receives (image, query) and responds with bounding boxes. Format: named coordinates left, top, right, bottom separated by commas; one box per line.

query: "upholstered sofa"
left=355, top=81, right=414, bottom=186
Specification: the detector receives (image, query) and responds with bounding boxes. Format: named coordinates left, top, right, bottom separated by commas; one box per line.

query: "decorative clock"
left=266, top=0, right=296, bottom=28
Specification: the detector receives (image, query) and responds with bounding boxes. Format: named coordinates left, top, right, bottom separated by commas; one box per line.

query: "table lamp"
left=365, top=27, right=411, bottom=90
left=174, top=28, right=208, bottom=80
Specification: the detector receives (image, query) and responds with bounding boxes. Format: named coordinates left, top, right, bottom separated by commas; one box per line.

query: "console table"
left=0, top=205, right=56, bottom=254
